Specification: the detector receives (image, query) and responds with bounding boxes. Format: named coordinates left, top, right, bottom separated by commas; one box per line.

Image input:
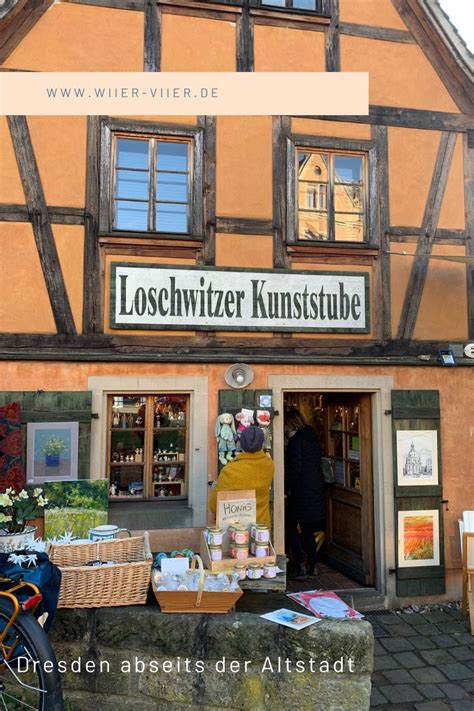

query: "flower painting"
left=398, top=510, right=440, bottom=567
left=27, top=422, right=79, bottom=485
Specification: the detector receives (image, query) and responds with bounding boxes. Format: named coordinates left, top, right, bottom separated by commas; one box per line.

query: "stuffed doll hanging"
left=235, top=408, right=254, bottom=451
left=215, top=412, right=237, bottom=466
left=256, top=409, right=272, bottom=451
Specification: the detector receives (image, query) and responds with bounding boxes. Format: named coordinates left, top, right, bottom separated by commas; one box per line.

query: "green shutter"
left=391, top=390, right=445, bottom=597
left=218, top=389, right=274, bottom=472
left=0, top=392, right=92, bottom=479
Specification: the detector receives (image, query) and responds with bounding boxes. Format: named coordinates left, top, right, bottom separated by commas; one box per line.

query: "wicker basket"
left=48, top=533, right=152, bottom=608
left=152, top=554, right=243, bottom=614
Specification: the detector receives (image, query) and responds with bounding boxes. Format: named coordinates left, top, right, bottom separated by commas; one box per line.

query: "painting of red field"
left=398, top=509, right=440, bottom=568
left=403, top=516, right=434, bottom=560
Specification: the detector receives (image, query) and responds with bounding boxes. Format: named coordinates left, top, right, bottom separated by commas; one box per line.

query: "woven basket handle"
left=191, top=554, right=205, bottom=607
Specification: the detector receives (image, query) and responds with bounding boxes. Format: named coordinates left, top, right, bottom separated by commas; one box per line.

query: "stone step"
left=338, top=589, right=388, bottom=612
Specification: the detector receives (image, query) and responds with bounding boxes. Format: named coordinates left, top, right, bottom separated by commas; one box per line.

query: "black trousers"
left=286, top=515, right=325, bottom=566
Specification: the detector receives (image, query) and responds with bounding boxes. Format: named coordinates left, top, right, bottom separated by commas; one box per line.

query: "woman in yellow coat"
left=209, top=426, right=274, bottom=528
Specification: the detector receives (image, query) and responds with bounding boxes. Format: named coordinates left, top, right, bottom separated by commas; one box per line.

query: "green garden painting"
left=44, top=480, right=109, bottom=539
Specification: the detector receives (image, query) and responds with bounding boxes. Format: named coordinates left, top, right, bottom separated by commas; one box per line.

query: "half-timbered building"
left=0, top=0, right=473, bottom=607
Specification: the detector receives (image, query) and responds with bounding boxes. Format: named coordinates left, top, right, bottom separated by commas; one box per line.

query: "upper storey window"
left=260, top=0, right=324, bottom=10
left=297, top=150, right=366, bottom=243
left=99, top=118, right=204, bottom=239
left=114, top=137, right=190, bottom=234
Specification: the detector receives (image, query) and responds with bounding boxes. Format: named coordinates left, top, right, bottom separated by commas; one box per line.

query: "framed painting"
left=26, top=422, right=79, bottom=485
left=396, top=430, right=438, bottom=487
left=43, top=480, right=109, bottom=539
left=398, top=510, right=440, bottom=568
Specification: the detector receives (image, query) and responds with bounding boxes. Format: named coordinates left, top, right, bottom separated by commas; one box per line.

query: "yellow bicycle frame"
left=0, top=577, right=42, bottom=665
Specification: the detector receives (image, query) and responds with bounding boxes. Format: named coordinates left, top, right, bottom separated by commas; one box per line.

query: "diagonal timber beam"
left=396, top=131, right=457, bottom=340
left=7, top=115, right=76, bottom=335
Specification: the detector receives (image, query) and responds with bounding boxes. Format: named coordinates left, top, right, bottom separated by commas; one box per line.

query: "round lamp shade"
left=224, top=363, right=254, bottom=389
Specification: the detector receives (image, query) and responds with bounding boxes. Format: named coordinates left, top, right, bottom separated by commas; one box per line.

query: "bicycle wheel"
left=0, top=597, right=63, bottom=710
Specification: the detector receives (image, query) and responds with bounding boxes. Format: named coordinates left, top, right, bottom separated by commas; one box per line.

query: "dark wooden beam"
left=61, top=0, right=144, bottom=9
left=0, top=333, right=473, bottom=366
left=198, top=116, right=217, bottom=265
left=272, top=116, right=290, bottom=268
left=303, top=106, right=474, bottom=132
left=7, top=116, right=76, bottom=335
left=144, top=0, right=161, bottom=72
left=397, top=131, right=457, bottom=340
left=0, top=0, right=53, bottom=63
left=372, top=125, right=391, bottom=340
left=0, top=204, right=85, bottom=225
left=391, top=0, right=474, bottom=114
left=325, top=0, right=340, bottom=72
left=388, top=226, right=466, bottom=244
left=216, top=217, right=273, bottom=235
left=339, top=22, right=415, bottom=44
left=236, top=0, right=253, bottom=72
left=464, top=132, right=474, bottom=338
left=82, top=116, right=103, bottom=334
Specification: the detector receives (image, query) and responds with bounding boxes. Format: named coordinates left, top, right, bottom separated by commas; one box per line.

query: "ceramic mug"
left=88, top=524, right=131, bottom=541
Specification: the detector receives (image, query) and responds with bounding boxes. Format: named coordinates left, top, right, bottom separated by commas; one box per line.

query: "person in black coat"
left=285, top=409, right=325, bottom=579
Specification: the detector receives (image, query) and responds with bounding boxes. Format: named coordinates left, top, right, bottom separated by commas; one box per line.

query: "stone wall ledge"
left=50, top=607, right=374, bottom=711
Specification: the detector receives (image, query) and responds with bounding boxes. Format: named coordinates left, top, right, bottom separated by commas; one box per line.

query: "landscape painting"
left=398, top=510, right=440, bottom=568
left=396, top=430, right=438, bottom=487
left=44, top=480, right=108, bottom=540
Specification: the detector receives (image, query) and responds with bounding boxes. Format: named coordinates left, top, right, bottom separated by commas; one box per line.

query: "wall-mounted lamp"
left=224, top=363, right=254, bottom=389
left=439, top=349, right=456, bottom=366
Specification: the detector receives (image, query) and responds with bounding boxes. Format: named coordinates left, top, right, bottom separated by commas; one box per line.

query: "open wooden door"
left=323, top=393, right=375, bottom=586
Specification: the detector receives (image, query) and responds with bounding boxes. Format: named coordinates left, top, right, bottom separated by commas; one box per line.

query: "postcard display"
left=391, top=390, right=445, bottom=597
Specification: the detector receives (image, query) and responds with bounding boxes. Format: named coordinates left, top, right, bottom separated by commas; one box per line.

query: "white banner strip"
left=0, top=72, right=368, bottom=116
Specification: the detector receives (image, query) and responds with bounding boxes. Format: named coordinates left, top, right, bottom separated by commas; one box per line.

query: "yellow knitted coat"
left=209, top=450, right=275, bottom=528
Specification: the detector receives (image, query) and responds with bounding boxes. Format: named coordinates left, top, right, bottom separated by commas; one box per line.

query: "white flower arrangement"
left=0, top=487, right=48, bottom=535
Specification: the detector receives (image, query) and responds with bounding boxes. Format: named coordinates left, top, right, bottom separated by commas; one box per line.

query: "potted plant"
left=42, top=435, right=68, bottom=467
left=0, top=488, right=48, bottom=551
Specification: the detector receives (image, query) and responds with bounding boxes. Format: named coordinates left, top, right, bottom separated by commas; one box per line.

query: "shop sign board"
left=110, top=263, right=370, bottom=333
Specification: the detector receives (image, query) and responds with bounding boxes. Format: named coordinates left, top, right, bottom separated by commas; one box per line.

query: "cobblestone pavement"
left=370, top=605, right=474, bottom=710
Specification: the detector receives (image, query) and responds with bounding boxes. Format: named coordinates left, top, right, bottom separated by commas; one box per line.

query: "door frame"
left=269, top=373, right=396, bottom=604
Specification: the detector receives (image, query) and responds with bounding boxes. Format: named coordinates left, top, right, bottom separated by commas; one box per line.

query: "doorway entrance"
left=284, top=391, right=375, bottom=588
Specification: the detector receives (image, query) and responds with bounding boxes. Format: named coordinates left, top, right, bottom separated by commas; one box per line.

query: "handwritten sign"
left=216, top=489, right=256, bottom=531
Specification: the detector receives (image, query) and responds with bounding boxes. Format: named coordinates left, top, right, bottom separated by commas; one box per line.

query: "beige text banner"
left=0, top=72, right=368, bottom=116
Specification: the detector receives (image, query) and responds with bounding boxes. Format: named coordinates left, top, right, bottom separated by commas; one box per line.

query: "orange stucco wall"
left=215, top=234, right=273, bottom=268
left=388, top=127, right=441, bottom=226
left=341, top=36, right=460, bottom=112
left=254, top=25, right=326, bottom=72
left=0, top=223, right=55, bottom=332
left=291, top=118, right=372, bottom=141
left=414, top=244, right=468, bottom=341
left=0, top=117, right=24, bottom=203
left=438, top=134, right=466, bottom=230
left=216, top=116, right=272, bottom=219
left=161, top=14, right=236, bottom=71
left=53, top=225, right=84, bottom=334
left=0, top=360, right=472, bottom=579
left=3, top=4, right=144, bottom=71
left=390, top=242, right=468, bottom=341
left=28, top=117, right=87, bottom=208
left=339, top=0, right=409, bottom=30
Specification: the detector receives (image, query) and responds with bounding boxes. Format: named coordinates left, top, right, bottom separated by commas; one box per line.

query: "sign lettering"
left=111, top=263, right=370, bottom=333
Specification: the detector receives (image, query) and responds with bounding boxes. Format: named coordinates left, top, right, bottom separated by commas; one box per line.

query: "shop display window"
left=107, top=393, right=190, bottom=500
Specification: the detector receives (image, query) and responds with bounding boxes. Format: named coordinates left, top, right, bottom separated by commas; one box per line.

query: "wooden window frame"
left=252, top=0, right=329, bottom=15
left=99, top=118, right=204, bottom=241
left=287, top=135, right=379, bottom=248
left=107, top=392, right=191, bottom=502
